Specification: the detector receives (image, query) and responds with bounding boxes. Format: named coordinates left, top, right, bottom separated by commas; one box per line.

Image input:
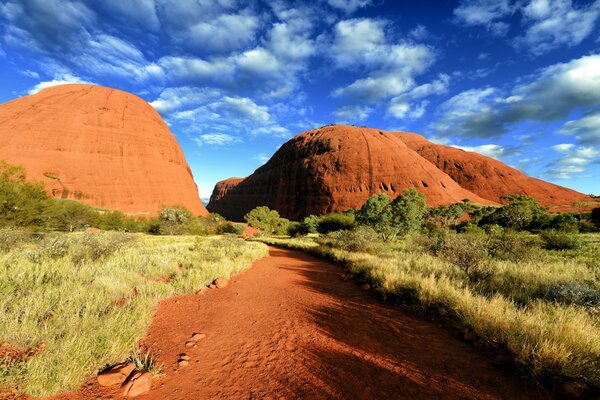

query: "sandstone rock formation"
left=0, top=84, right=206, bottom=215
left=208, top=125, right=494, bottom=220
left=395, top=132, right=593, bottom=211
left=209, top=125, right=594, bottom=220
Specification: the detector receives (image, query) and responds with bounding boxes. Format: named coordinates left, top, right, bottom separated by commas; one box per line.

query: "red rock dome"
left=208, top=125, right=493, bottom=220
left=0, top=84, right=207, bottom=215
left=394, top=132, right=593, bottom=211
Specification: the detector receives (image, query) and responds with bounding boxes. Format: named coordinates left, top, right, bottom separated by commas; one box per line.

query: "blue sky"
left=0, top=0, right=599, bottom=199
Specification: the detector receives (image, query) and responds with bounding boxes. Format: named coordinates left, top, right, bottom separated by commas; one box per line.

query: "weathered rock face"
left=208, top=125, right=494, bottom=220
left=0, top=84, right=207, bottom=215
left=395, top=132, right=593, bottom=211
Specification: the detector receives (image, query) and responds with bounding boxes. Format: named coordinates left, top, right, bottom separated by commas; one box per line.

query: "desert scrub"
left=255, top=233, right=600, bottom=387
left=0, top=232, right=267, bottom=396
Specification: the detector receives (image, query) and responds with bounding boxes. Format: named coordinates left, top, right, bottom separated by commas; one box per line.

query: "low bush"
left=317, top=213, right=354, bottom=233
left=544, top=283, right=600, bottom=308
left=316, top=227, right=383, bottom=254
left=215, top=222, right=244, bottom=235
left=540, top=230, right=583, bottom=250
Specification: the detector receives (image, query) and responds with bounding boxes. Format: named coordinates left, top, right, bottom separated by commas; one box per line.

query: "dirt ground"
left=51, top=246, right=554, bottom=400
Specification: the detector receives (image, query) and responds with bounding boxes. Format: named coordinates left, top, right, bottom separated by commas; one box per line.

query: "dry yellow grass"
left=0, top=231, right=267, bottom=396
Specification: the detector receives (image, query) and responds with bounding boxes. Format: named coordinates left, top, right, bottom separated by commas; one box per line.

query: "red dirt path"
left=53, top=247, right=553, bottom=400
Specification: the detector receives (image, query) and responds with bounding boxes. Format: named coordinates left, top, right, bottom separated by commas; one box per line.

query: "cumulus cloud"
left=454, top=0, right=600, bottom=54
left=27, top=73, right=93, bottom=95
left=547, top=145, right=599, bottom=179
left=213, top=97, right=270, bottom=124
left=452, top=144, right=506, bottom=159
left=516, top=0, right=600, bottom=55
left=182, top=13, right=259, bottom=53
left=192, top=133, right=242, bottom=146
left=333, top=105, right=373, bottom=123
left=560, top=112, right=600, bottom=145
left=387, top=74, right=449, bottom=119
left=327, top=0, right=373, bottom=13
left=431, top=54, right=600, bottom=137
left=150, top=87, right=222, bottom=114
left=453, top=0, right=513, bottom=36
left=328, top=18, right=435, bottom=103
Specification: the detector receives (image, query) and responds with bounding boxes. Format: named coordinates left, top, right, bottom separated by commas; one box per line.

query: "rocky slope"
left=0, top=84, right=206, bottom=215
left=208, top=125, right=494, bottom=220
left=395, top=132, right=593, bottom=210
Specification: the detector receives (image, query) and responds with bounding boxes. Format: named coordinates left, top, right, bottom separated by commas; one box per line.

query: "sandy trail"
left=54, top=246, right=553, bottom=400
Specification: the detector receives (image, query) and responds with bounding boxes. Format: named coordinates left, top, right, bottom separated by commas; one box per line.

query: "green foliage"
left=0, top=161, right=55, bottom=229
left=548, top=213, right=579, bottom=233
left=215, top=222, right=244, bottom=235
left=499, top=194, right=545, bottom=229
left=540, top=230, right=584, bottom=250
left=244, top=206, right=286, bottom=233
left=429, top=203, right=463, bottom=227
left=51, top=200, right=98, bottom=232
left=544, top=283, right=600, bottom=308
left=355, top=189, right=426, bottom=240
left=316, top=227, right=383, bottom=254
left=316, top=212, right=354, bottom=233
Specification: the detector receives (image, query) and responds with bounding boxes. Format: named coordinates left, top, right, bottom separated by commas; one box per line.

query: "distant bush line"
left=0, top=161, right=242, bottom=235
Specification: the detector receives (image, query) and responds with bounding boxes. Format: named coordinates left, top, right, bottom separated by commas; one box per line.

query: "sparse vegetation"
left=252, top=192, right=600, bottom=389
left=0, top=231, right=267, bottom=396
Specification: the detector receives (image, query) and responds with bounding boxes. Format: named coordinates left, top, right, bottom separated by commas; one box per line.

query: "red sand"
left=51, top=247, right=553, bottom=400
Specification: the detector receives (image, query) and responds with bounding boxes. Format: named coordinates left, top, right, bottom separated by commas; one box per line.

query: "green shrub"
left=355, top=189, right=426, bottom=240
left=317, top=213, right=354, bottom=233
left=540, top=230, right=583, bottom=250
left=316, top=227, right=383, bottom=254
left=438, top=233, right=492, bottom=283
left=0, top=229, right=33, bottom=252
left=216, top=222, right=244, bottom=235
left=487, top=229, right=541, bottom=262
left=545, top=283, right=600, bottom=307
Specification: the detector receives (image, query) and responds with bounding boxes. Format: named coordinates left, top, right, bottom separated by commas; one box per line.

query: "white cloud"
left=333, top=105, right=372, bottom=122
left=251, top=125, right=290, bottom=137
left=97, top=0, right=160, bottom=31
left=150, top=87, right=221, bottom=114
left=187, top=13, right=259, bottom=53
left=453, top=0, right=513, bottom=36
left=327, top=0, right=372, bottom=13
left=546, top=145, right=599, bottom=179
left=452, top=144, right=506, bottom=159
left=431, top=54, right=600, bottom=138
left=253, top=153, right=270, bottom=163
left=327, top=18, right=435, bottom=103
left=192, top=133, right=242, bottom=146
left=387, top=74, right=449, bottom=119
left=516, top=0, right=600, bottom=55
left=27, top=73, right=92, bottom=95
left=21, top=70, right=40, bottom=79
left=560, top=112, right=600, bottom=145
left=409, top=25, right=429, bottom=41
left=214, top=97, right=270, bottom=124
left=552, top=143, right=575, bottom=152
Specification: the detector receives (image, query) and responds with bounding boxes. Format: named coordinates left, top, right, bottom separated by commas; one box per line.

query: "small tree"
left=355, top=193, right=392, bottom=236
left=498, top=194, right=544, bottom=230
left=390, top=188, right=427, bottom=236
left=53, top=200, right=98, bottom=232
left=158, top=206, right=192, bottom=235
left=244, top=206, right=284, bottom=233
left=356, top=189, right=427, bottom=241
left=0, top=161, right=54, bottom=228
